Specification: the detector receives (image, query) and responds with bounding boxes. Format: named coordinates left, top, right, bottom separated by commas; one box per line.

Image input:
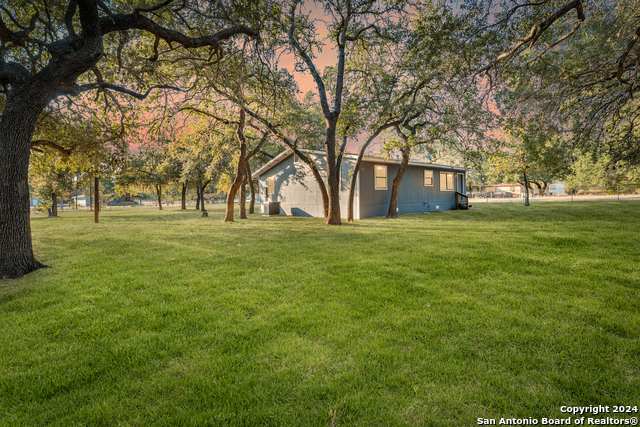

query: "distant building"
left=547, top=182, right=566, bottom=195
left=71, top=194, right=90, bottom=207
left=470, top=183, right=523, bottom=198
left=471, top=182, right=566, bottom=196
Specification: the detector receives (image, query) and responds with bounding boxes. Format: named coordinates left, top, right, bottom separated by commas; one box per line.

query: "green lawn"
left=1, top=202, right=639, bottom=426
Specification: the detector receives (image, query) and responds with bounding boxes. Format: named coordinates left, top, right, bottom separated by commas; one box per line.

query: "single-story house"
left=252, top=149, right=467, bottom=219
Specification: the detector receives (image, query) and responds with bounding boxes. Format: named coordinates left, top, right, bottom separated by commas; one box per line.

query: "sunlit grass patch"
left=1, top=202, right=639, bottom=426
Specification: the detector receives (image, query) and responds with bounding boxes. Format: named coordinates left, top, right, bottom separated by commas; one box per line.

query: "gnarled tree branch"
left=74, top=82, right=182, bottom=100
left=481, top=0, right=585, bottom=73
left=31, top=140, right=71, bottom=157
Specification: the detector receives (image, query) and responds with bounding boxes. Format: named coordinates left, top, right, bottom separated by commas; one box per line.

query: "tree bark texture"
left=198, top=175, right=207, bottom=213
left=50, top=194, right=58, bottom=217
left=241, top=131, right=266, bottom=216
left=247, top=162, right=256, bottom=214
left=0, top=97, right=49, bottom=277
left=94, top=174, right=99, bottom=223
left=181, top=183, right=187, bottom=210
left=523, top=172, right=530, bottom=206
left=387, top=149, right=410, bottom=219
left=156, top=183, right=163, bottom=210
left=225, top=110, right=247, bottom=222
left=324, top=118, right=342, bottom=225
left=239, top=168, right=247, bottom=219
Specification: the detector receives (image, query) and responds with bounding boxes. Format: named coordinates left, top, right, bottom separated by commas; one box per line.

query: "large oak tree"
left=0, top=0, right=259, bottom=278
left=472, top=0, right=640, bottom=166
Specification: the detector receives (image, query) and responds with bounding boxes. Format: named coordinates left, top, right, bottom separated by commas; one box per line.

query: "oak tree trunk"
left=94, top=174, right=99, bottom=223
left=324, top=118, right=342, bottom=225
left=225, top=110, right=247, bottom=222
left=247, top=162, right=256, bottom=214
left=0, top=97, right=49, bottom=277
left=225, top=159, right=246, bottom=221
left=195, top=185, right=200, bottom=210
left=51, top=194, right=58, bottom=217
left=156, top=183, right=163, bottom=210
left=198, top=175, right=207, bottom=213
left=239, top=170, right=247, bottom=219
left=387, top=149, right=410, bottom=219
left=523, top=173, right=530, bottom=206
left=181, top=183, right=187, bottom=210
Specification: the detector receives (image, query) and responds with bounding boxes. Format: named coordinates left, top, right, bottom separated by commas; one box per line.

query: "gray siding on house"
left=258, top=152, right=327, bottom=217
left=358, top=161, right=463, bottom=218
left=257, top=153, right=358, bottom=218
left=256, top=150, right=464, bottom=219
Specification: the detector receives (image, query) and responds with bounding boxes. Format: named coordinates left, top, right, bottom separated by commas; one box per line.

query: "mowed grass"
left=1, top=202, right=639, bottom=426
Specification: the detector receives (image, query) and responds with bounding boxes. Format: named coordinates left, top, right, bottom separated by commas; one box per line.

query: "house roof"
left=252, top=149, right=465, bottom=178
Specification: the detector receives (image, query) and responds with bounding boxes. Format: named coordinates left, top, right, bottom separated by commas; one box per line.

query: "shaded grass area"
left=1, top=202, right=639, bottom=426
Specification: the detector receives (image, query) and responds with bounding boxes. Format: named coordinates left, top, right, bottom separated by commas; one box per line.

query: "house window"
left=510, top=186, right=516, bottom=192
left=440, top=172, right=454, bottom=191
left=549, top=184, right=557, bottom=190
left=375, top=165, right=387, bottom=190
left=424, top=170, right=433, bottom=186
left=267, top=177, right=275, bottom=196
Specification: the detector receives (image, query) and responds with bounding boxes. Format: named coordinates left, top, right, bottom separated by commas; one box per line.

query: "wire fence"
left=468, top=185, right=640, bottom=203
left=32, top=198, right=229, bottom=213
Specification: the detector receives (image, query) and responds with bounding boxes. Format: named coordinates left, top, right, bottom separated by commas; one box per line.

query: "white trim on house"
left=457, top=173, right=465, bottom=194
left=424, top=170, right=434, bottom=186
left=440, top=172, right=455, bottom=191
left=252, top=150, right=292, bottom=178
left=374, top=164, right=387, bottom=190
left=360, top=155, right=464, bottom=171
